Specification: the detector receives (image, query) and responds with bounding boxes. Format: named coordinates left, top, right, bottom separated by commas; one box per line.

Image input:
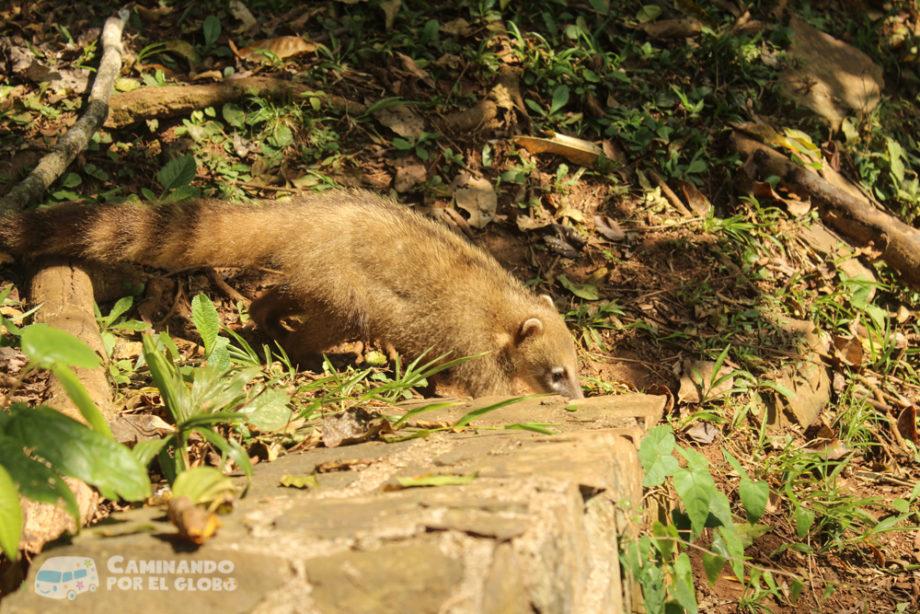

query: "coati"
left=0, top=191, right=583, bottom=398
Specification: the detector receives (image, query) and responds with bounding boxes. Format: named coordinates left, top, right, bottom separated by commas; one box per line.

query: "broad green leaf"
left=280, top=474, right=320, bottom=489
left=790, top=578, right=805, bottom=602
left=208, top=336, right=231, bottom=372
left=191, top=293, right=220, bottom=358
left=222, top=103, right=245, bottom=128
left=168, top=185, right=201, bottom=201
left=6, top=407, right=150, bottom=501
left=50, top=364, right=112, bottom=437
left=588, top=0, right=609, bottom=14
left=677, top=444, right=710, bottom=474
left=739, top=477, right=769, bottom=523
left=672, top=465, right=714, bottom=539
left=142, top=334, right=182, bottom=420
left=557, top=273, right=599, bottom=300
left=21, top=324, right=99, bottom=369
left=241, top=388, right=292, bottom=432
left=734, top=521, right=770, bottom=547
left=270, top=124, right=293, bottom=148
left=887, top=137, right=905, bottom=184
left=650, top=520, right=677, bottom=561
left=715, top=525, right=745, bottom=580
left=636, top=4, right=662, bottom=22
left=131, top=438, right=170, bottom=467
left=794, top=505, right=815, bottom=538
left=672, top=552, right=698, bottom=614
left=0, top=464, right=22, bottom=560
left=701, top=551, right=726, bottom=585
left=172, top=466, right=235, bottom=505
left=708, top=489, right=733, bottom=530
left=632, top=544, right=666, bottom=614
left=202, top=15, right=221, bottom=48
left=638, top=425, right=679, bottom=487
left=195, top=428, right=253, bottom=479
left=549, top=84, right=570, bottom=115
left=392, top=137, right=413, bottom=150
left=110, top=320, right=150, bottom=332
left=0, top=437, right=79, bottom=521
left=60, top=173, right=82, bottom=188
left=157, top=154, right=197, bottom=193
left=99, top=296, right=134, bottom=328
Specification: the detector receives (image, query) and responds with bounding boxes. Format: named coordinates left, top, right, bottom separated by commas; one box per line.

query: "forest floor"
left=1, top=1, right=920, bottom=612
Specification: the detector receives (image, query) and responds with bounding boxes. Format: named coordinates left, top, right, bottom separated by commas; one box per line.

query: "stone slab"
left=3, top=393, right=653, bottom=614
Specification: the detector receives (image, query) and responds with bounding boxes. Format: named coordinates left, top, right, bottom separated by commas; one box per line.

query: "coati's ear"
left=539, top=294, right=556, bottom=309
left=517, top=317, right=544, bottom=343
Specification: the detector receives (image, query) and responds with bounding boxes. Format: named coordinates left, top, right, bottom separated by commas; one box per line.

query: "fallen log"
left=106, top=77, right=367, bottom=128
left=732, top=131, right=920, bottom=288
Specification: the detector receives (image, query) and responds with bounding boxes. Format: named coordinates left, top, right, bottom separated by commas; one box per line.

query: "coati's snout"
left=516, top=315, right=583, bottom=399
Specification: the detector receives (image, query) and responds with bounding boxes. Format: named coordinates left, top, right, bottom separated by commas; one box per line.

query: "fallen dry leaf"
left=685, top=421, right=720, bottom=445
left=594, top=214, right=626, bottom=241
left=440, top=18, right=473, bottom=37
left=167, top=495, right=221, bottom=545
left=640, top=18, right=703, bottom=39
left=513, top=133, right=603, bottom=166
left=229, top=0, right=257, bottom=30
left=451, top=174, right=497, bottom=228
left=375, top=104, right=425, bottom=139
left=896, top=405, right=918, bottom=445
left=678, top=359, right=734, bottom=404
left=395, top=51, right=435, bottom=88
left=238, top=36, right=317, bottom=61
left=832, top=335, right=864, bottom=367
left=678, top=181, right=712, bottom=216
left=393, top=158, right=427, bottom=192
left=321, top=409, right=394, bottom=448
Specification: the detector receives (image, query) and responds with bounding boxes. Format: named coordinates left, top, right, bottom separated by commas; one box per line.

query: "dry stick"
left=0, top=9, right=129, bottom=213
left=732, top=131, right=920, bottom=289
left=106, top=77, right=367, bottom=129
left=649, top=170, right=693, bottom=218
left=9, top=9, right=129, bottom=554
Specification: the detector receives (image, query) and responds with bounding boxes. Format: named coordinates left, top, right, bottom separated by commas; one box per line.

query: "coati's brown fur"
left=0, top=192, right=582, bottom=398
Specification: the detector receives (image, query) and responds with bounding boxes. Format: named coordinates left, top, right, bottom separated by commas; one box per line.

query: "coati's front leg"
left=249, top=286, right=356, bottom=367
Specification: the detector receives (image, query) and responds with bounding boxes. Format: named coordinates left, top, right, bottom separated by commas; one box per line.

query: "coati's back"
left=0, top=192, right=583, bottom=398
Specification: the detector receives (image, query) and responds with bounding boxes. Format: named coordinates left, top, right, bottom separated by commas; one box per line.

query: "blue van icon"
left=34, top=556, right=98, bottom=600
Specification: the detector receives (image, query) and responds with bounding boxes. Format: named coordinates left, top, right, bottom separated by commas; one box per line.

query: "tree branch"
left=0, top=8, right=129, bottom=213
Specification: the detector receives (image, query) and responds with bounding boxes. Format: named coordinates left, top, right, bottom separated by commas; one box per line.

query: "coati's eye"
left=550, top=367, right=567, bottom=383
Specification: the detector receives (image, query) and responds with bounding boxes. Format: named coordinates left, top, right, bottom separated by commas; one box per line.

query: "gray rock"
left=4, top=393, right=662, bottom=613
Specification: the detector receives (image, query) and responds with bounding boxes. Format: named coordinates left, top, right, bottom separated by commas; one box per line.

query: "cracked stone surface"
left=3, top=393, right=663, bottom=614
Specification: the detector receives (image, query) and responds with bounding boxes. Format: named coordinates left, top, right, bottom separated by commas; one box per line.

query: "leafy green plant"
left=133, top=294, right=297, bottom=483
left=566, top=300, right=624, bottom=351
left=0, top=325, right=151, bottom=560
left=136, top=333, right=256, bottom=484
left=141, top=154, right=200, bottom=201
left=95, top=295, right=150, bottom=386
left=141, top=67, right=168, bottom=88
left=393, top=131, right=440, bottom=162
left=201, top=15, right=221, bottom=55
left=629, top=425, right=782, bottom=614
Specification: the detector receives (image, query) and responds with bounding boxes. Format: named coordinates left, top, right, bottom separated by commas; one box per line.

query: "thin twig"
left=0, top=8, right=129, bottom=213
